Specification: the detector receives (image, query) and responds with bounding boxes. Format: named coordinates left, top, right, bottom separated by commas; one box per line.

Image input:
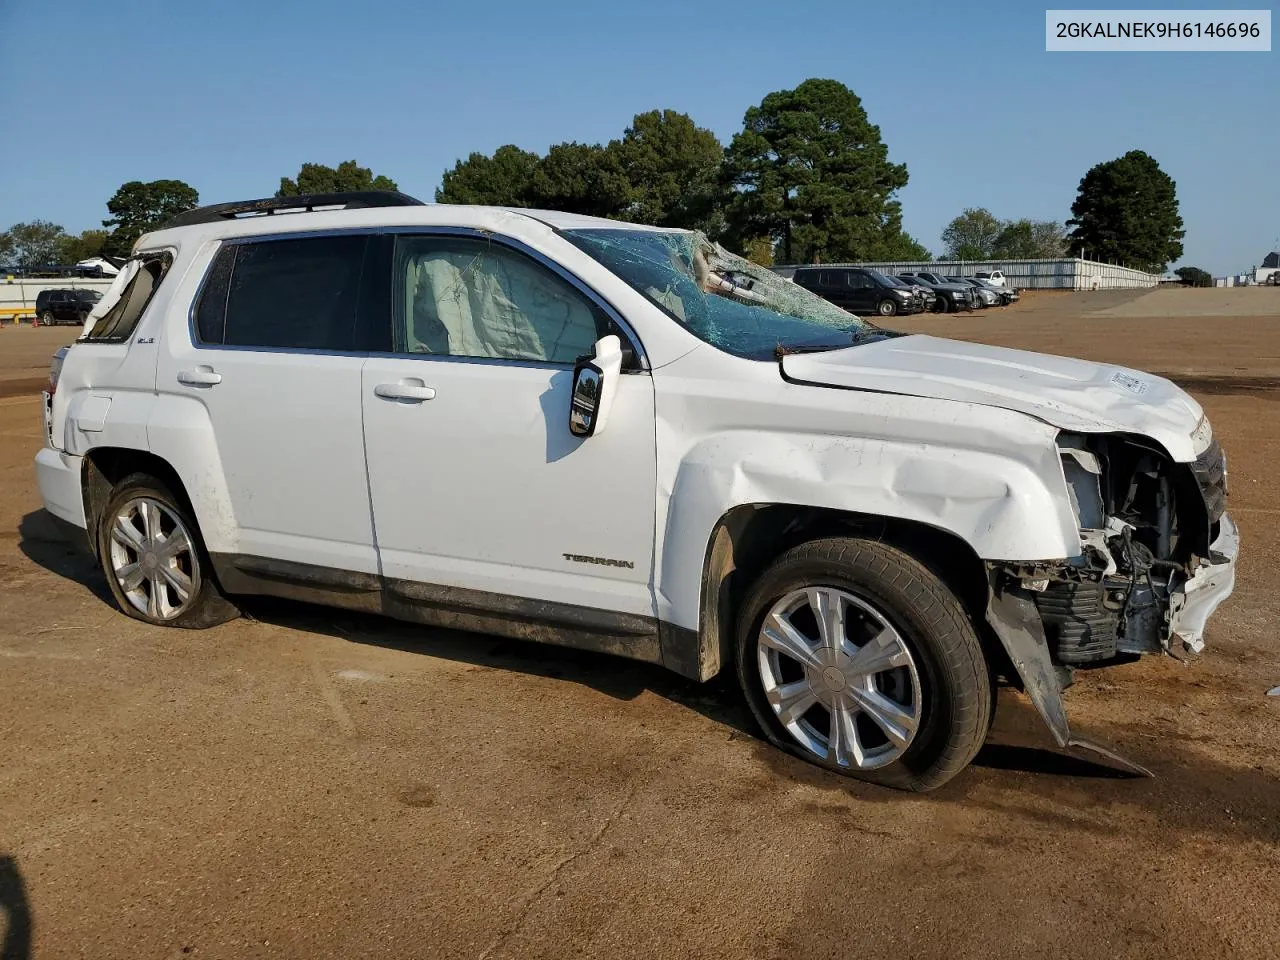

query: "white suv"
left=35, top=192, right=1238, bottom=790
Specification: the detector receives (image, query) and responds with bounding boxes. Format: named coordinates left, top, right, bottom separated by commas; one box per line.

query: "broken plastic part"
left=1168, top=514, right=1239, bottom=653
left=985, top=576, right=1152, bottom=777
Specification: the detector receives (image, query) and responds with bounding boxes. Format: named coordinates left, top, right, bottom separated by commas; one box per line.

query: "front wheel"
left=736, top=537, right=992, bottom=791
left=877, top=299, right=898, bottom=317
left=97, top=472, right=239, bottom=628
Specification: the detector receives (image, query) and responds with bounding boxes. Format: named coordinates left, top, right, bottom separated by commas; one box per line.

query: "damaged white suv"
left=35, top=192, right=1238, bottom=791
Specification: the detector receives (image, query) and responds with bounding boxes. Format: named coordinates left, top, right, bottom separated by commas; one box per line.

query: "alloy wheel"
left=757, top=586, right=922, bottom=770
left=108, top=497, right=201, bottom=621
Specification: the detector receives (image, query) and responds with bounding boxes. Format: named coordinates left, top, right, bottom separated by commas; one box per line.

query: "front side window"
left=393, top=236, right=607, bottom=364
left=564, top=229, right=874, bottom=361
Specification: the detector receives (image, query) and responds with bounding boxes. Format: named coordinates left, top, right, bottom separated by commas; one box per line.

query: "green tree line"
left=2, top=82, right=1187, bottom=274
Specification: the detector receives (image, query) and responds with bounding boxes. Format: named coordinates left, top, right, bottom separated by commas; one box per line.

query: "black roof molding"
left=163, top=191, right=425, bottom=229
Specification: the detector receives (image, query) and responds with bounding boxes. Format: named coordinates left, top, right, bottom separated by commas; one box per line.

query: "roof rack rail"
left=162, top=190, right=425, bottom=229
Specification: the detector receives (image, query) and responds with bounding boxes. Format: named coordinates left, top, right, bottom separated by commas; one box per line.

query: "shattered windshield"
left=563, top=228, right=877, bottom=360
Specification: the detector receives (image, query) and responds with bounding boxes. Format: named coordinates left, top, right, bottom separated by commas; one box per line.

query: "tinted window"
left=85, top=254, right=173, bottom=341
left=221, top=235, right=366, bottom=350
left=194, top=245, right=237, bottom=344
left=393, top=236, right=608, bottom=363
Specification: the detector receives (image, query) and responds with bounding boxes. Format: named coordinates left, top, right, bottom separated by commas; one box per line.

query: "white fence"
left=0, top=277, right=116, bottom=316
left=773, top=258, right=1161, bottom=291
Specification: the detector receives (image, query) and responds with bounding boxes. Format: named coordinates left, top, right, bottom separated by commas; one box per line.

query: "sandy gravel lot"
left=1, top=289, right=1277, bottom=959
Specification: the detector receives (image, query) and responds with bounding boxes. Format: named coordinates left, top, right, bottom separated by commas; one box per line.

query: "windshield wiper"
left=774, top=328, right=902, bottom=359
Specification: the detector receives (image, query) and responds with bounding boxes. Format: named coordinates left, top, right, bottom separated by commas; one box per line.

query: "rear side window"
left=85, top=253, right=173, bottom=342
left=195, top=235, right=367, bottom=350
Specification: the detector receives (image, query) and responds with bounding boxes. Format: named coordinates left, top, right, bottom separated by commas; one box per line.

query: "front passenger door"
left=361, top=233, right=658, bottom=622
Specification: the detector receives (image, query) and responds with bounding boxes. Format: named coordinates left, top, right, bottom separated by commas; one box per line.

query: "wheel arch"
left=685, top=503, right=1000, bottom=682
left=80, top=447, right=196, bottom=559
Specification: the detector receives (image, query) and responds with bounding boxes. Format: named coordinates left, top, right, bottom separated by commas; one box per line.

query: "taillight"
left=47, top=346, right=69, bottom=396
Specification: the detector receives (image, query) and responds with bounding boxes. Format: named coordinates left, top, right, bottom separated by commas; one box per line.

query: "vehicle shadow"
left=15, top=510, right=112, bottom=604
left=16, top=507, right=1163, bottom=785
left=0, top=855, right=33, bottom=960
left=241, top=593, right=759, bottom=737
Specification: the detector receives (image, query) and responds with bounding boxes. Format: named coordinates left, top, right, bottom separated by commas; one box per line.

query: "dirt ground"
left=1, top=289, right=1277, bottom=959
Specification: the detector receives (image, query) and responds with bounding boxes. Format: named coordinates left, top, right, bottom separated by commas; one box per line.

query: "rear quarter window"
left=84, top=254, right=174, bottom=342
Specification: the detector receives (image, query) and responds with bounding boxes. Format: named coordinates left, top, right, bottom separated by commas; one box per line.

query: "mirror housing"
left=569, top=334, right=622, bottom=438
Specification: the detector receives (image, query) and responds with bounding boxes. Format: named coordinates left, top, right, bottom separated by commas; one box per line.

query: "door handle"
left=177, top=366, right=222, bottom=387
left=374, top=380, right=436, bottom=403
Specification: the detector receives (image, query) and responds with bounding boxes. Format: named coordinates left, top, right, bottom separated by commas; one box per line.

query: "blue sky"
left=1, top=0, right=1275, bottom=274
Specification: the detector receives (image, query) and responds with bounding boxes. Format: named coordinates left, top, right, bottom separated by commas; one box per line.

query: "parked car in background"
left=793, top=267, right=923, bottom=317
left=36, top=191, right=1238, bottom=792
left=895, top=278, right=937, bottom=312
left=946, top=277, right=998, bottom=307
left=974, top=270, right=1008, bottom=289
left=35, top=289, right=102, bottom=326
left=897, top=272, right=977, bottom=312
left=975, top=276, right=1019, bottom=305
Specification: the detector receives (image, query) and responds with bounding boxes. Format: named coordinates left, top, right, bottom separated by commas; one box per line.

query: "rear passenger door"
left=154, top=233, right=382, bottom=576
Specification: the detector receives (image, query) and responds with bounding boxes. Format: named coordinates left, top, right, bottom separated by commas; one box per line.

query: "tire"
left=38, top=311, right=53, bottom=326
left=736, top=537, right=992, bottom=792
left=96, top=472, right=239, bottom=628
left=876, top=299, right=897, bottom=317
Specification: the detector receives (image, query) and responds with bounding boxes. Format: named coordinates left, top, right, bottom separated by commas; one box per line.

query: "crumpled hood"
left=781, top=334, right=1205, bottom=461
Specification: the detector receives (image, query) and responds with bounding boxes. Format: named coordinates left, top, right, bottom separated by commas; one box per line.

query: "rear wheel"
left=38, top=311, right=53, bottom=326
left=96, top=473, right=239, bottom=628
left=736, top=537, right=992, bottom=791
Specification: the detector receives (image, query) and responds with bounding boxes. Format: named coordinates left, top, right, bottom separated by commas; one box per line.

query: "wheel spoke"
left=160, top=564, right=192, bottom=603
left=845, top=627, right=911, bottom=679
left=117, top=561, right=145, bottom=591
left=139, top=500, right=161, bottom=542
left=768, top=679, right=818, bottom=727
left=146, top=575, right=163, bottom=619
left=807, top=588, right=846, bottom=652
left=827, top=699, right=864, bottom=768
left=760, top=611, right=822, bottom=669
left=112, top=515, right=145, bottom=551
left=155, top=530, right=190, bottom=562
left=850, top=687, right=918, bottom=750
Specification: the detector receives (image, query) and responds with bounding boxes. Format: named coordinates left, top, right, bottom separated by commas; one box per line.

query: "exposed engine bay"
left=1002, top=428, right=1233, bottom=666
left=982, top=426, right=1236, bottom=775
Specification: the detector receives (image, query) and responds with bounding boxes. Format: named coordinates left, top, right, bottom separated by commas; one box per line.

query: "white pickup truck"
left=35, top=192, right=1237, bottom=790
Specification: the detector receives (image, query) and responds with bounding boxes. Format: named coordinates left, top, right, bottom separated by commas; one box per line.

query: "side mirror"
left=569, top=334, right=622, bottom=438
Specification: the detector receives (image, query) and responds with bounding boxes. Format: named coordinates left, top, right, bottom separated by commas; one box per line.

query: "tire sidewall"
left=735, top=542, right=988, bottom=791
left=96, top=473, right=234, bottom=629
left=878, top=299, right=896, bottom=317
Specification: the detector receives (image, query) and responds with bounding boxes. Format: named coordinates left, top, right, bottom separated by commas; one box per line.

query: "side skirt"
left=209, top=553, right=699, bottom=677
